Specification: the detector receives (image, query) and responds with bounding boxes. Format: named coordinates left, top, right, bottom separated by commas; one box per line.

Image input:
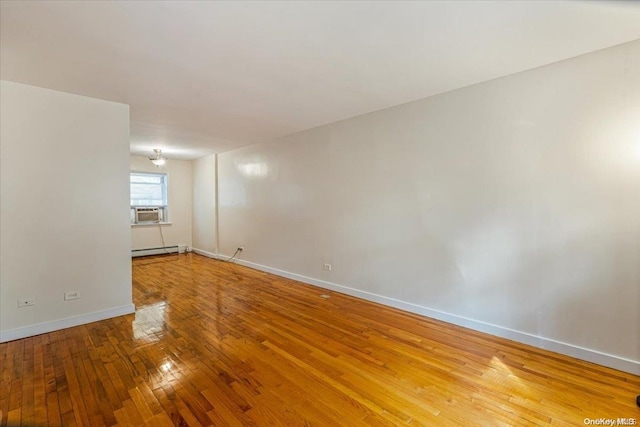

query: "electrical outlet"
left=64, top=292, right=80, bottom=301
left=323, top=263, right=332, bottom=271
left=18, top=299, right=34, bottom=308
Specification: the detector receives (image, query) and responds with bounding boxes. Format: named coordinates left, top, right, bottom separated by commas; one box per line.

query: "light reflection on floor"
left=484, top=355, right=529, bottom=395
left=132, top=301, right=186, bottom=388
left=132, top=301, right=167, bottom=343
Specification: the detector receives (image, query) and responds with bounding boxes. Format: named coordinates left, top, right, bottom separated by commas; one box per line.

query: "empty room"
left=1, top=1, right=639, bottom=426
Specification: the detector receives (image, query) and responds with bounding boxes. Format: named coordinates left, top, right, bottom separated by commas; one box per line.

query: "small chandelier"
left=149, top=149, right=167, bottom=166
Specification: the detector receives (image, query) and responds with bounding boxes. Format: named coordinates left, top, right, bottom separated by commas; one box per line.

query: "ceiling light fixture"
left=149, top=149, right=167, bottom=166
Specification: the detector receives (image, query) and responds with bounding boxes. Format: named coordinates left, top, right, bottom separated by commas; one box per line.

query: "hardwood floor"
left=1, top=253, right=638, bottom=426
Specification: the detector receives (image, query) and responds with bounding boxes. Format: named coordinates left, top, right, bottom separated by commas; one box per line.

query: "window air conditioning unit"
left=135, top=207, right=160, bottom=223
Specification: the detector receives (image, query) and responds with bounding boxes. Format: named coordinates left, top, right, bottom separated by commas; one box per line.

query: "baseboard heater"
left=131, top=246, right=179, bottom=258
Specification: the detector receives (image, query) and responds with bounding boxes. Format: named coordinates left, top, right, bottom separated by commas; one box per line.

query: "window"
left=130, top=172, right=168, bottom=223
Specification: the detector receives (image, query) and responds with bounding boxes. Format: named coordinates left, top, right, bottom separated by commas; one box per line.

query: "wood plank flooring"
left=1, top=253, right=638, bottom=426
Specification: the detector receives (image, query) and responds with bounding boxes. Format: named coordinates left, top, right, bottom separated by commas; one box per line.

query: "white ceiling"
left=1, top=1, right=639, bottom=160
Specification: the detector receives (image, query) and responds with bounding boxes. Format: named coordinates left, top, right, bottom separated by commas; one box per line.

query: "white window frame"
left=130, top=171, right=169, bottom=224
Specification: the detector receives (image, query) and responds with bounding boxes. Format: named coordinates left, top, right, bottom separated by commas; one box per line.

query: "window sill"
left=131, top=222, right=172, bottom=228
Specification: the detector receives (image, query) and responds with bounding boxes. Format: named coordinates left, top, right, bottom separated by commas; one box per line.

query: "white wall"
left=192, top=154, right=217, bottom=256
left=130, top=155, right=192, bottom=251
left=217, top=41, right=640, bottom=373
left=0, top=81, right=133, bottom=341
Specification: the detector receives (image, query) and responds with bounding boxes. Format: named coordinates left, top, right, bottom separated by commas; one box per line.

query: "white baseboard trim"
left=0, top=303, right=136, bottom=343
left=192, top=248, right=220, bottom=259
left=132, top=246, right=180, bottom=257
left=217, top=254, right=640, bottom=375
